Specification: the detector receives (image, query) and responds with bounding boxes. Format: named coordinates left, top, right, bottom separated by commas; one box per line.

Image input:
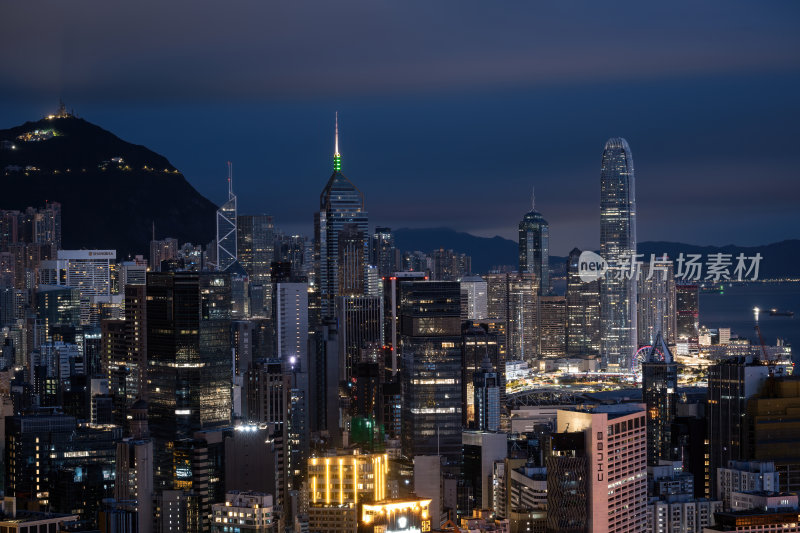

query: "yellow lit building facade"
left=359, top=498, right=432, bottom=533
left=309, top=452, right=389, bottom=506
left=308, top=452, right=390, bottom=533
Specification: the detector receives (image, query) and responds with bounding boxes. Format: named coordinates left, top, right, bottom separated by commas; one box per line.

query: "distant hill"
left=394, top=227, right=519, bottom=273
left=0, top=114, right=217, bottom=258
left=394, top=228, right=800, bottom=279
left=637, top=241, right=800, bottom=281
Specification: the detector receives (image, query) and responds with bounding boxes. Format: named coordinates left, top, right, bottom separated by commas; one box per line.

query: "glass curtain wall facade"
left=599, top=137, right=637, bottom=369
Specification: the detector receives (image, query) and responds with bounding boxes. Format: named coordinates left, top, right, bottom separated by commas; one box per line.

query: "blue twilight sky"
left=1, top=0, right=799, bottom=254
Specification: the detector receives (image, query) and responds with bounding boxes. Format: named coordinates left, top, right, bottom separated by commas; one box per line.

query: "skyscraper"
left=461, top=322, right=501, bottom=427
left=486, top=272, right=538, bottom=360
left=146, top=271, right=232, bottom=488
left=459, top=275, right=488, bottom=321
left=565, top=248, right=600, bottom=356
left=315, top=114, right=369, bottom=319
left=641, top=333, right=678, bottom=466
left=382, top=271, right=428, bottom=375
left=275, top=282, right=309, bottom=364
left=371, top=227, right=397, bottom=278
left=518, top=189, right=550, bottom=295
left=538, top=295, right=566, bottom=358
left=400, top=281, right=462, bottom=463
left=676, top=283, right=699, bottom=340
left=335, top=295, right=382, bottom=381
left=114, top=400, right=154, bottom=533
left=706, top=356, right=770, bottom=498
left=150, top=238, right=178, bottom=272
left=549, top=405, right=648, bottom=532
left=237, top=214, right=274, bottom=317
left=473, top=357, right=501, bottom=432
left=599, top=137, right=637, bottom=369
left=637, top=259, right=677, bottom=346
left=216, top=162, right=237, bottom=272
left=338, top=224, right=366, bottom=296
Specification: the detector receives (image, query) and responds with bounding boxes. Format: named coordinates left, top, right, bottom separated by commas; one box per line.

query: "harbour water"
left=699, top=281, right=799, bottom=360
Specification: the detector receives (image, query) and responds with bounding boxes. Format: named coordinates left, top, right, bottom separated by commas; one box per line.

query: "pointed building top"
left=648, top=331, right=673, bottom=364
left=333, top=112, right=342, bottom=172
left=531, top=186, right=535, bottom=211
left=227, top=161, right=234, bottom=199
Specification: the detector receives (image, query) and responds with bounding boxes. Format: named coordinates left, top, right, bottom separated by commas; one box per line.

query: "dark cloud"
left=2, top=1, right=799, bottom=100
left=1, top=1, right=798, bottom=254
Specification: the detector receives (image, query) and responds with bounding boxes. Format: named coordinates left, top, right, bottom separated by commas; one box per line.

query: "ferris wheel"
left=630, top=344, right=665, bottom=378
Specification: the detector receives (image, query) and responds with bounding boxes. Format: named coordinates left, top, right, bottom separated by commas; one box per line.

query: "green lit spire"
left=333, top=111, right=342, bottom=172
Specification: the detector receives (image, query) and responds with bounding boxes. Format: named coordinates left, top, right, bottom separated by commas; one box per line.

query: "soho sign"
left=596, top=430, right=604, bottom=481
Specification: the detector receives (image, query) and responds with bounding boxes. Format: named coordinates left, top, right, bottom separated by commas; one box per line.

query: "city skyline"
left=1, top=3, right=799, bottom=531
left=2, top=2, right=799, bottom=254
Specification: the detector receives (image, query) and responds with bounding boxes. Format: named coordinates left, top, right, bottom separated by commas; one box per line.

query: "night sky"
left=2, top=1, right=799, bottom=254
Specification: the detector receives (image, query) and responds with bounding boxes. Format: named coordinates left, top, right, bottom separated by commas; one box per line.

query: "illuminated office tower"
left=338, top=224, right=366, bottom=296
left=56, top=249, right=114, bottom=297
left=508, top=272, right=539, bottom=359
left=237, top=215, right=273, bottom=285
left=237, top=214, right=274, bottom=316
left=748, top=376, right=800, bottom=494
left=473, top=357, right=501, bottom=432
left=315, top=114, right=369, bottom=319
left=460, top=275, right=488, bottom=321
left=676, top=283, right=699, bottom=340
left=599, top=137, right=637, bottom=369
left=706, top=357, right=770, bottom=498
left=462, top=322, right=502, bottom=427
left=335, top=295, right=382, bottom=381
left=371, top=227, right=397, bottom=278
left=54, top=249, right=115, bottom=325
left=244, top=359, right=291, bottom=515
left=119, top=259, right=147, bottom=288
left=216, top=162, right=237, bottom=272
left=518, top=189, right=550, bottom=295
left=101, top=285, right=148, bottom=426
left=36, top=285, right=81, bottom=344
left=549, top=405, right=648, bottom=532
left=307, top=452, right=389, bottom=533
left=275, top=233, right=310, bottom=279
left=401, top=281, right=463, bottom=463
left=538, top=296, right=566, bottom=358
left=641, top=334, right=678, bottom=465
left=637, top=259, right=677, bottom=346
left=486, top=273, right=538, bottom=360
left=382, top=272, right=427, bottom=374
left=565, top=248, right=600, bottom=356
left=115, top=400, right=154, bottom=533
left=275, top=282, right=309, bottom=363
left=146, top=271, right=232, bottom=489
left=124, top=285, right=147, bottom=405
left=150, top=238, right=178, bottom=272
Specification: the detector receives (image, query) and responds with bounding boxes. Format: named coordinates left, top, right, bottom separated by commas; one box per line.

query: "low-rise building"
left=211, top=491, right=274, bottom=532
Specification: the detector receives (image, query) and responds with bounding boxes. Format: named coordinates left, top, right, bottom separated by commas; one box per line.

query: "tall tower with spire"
left=518, top=186, right=550, bottom=295
left=216, top=161, right=238, bottom=271
left=314, top=113, right=369, bottom=319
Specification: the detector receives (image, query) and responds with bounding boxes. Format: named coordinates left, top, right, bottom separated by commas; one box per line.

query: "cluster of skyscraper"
left=0, top=115, right=798, bottom=533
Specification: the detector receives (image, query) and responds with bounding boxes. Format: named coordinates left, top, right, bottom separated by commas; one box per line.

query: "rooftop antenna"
left=531, top=186, right=535, bottom=211
left=152, top=221, right=155, bottom=241
left=227, top=161, right=233, bottom=199
left=333, top=112, right=342, bottom=172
